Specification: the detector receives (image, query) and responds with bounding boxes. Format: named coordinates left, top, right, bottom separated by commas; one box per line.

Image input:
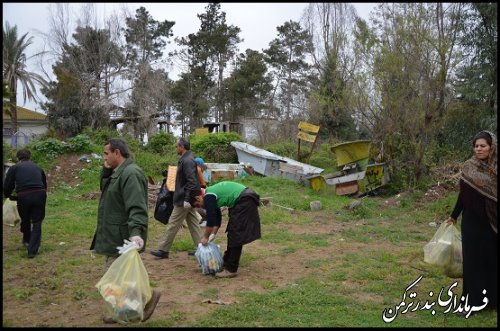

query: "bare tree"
left=300, top=3, right=359, bottom=140
left=367, top=3, right=463, bottom=185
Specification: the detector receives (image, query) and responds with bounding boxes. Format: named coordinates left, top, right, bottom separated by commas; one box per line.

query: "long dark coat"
left=451, top=179, right=497, bottom=308
left=226, top=189, right=261, bottom=247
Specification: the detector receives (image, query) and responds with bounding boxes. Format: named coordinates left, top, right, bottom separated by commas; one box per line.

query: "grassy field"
left=2, top=156, right=497, bottom=327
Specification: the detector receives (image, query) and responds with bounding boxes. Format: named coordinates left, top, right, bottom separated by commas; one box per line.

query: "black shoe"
left=142, top=289, right=161, bottom=322
left=150, top=250, right=169, bottom=259
left=27, top=254, right=36, bottom=259
left=187, top=251, right=195, bottom=256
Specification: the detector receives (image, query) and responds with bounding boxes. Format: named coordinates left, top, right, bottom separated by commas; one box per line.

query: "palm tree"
left=3, top=80, right=12, bottom=103
left=3, top=21, right=48, bottom=147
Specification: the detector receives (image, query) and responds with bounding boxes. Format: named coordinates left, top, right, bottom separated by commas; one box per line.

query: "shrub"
left=3, top=141, right=16, bottom=162
left=121, top=134, right=143, bottom=156
left=135, top=152, right=177, bottom=179
left=82, top=127, right=120, bottom=146
left=146, top=132, right=176, bottom=155
left=67, top=134, right=95, bottom=153
left=190, top=132, right=242, bottom=163
left=30, top=138, right=70, bottom=158
left=265, top=142, right=297, bottom=158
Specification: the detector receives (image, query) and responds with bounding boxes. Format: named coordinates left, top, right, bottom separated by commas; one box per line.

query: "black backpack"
left=154, top=179, right=174, bottom=224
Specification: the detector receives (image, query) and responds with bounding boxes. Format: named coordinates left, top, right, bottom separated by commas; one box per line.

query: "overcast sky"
left=3, top=2, right=377, bottom=112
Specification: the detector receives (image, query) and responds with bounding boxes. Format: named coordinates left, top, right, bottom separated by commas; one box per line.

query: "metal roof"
left=3, top=105, right=47, bottom=121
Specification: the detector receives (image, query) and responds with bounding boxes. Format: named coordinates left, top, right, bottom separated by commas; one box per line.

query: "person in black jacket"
left=3, top=149, right=47, bottom=258
left=151, top=137, right=203, bottom=259
left=445, top=130, right=497, bottom=317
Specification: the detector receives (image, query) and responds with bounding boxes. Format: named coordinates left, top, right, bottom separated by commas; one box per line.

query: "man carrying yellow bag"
left=90, top=138, right=160, bottom=324
left=96, top=240, right=153, bottom=324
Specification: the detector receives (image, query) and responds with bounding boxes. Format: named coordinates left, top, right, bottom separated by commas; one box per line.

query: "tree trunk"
left=9, top=82, right=18, bottom=148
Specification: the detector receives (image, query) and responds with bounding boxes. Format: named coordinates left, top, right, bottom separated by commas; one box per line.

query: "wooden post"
left=307, top=134, right=319, bottom=163
left=297, top=137, right=302, bottom=161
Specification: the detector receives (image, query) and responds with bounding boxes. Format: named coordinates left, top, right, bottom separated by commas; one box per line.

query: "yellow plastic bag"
left=3, top=199, right=21, bottom=227
left=423, top=222, right=462, bottom=277
left=95, top=244, right=152, bottom=324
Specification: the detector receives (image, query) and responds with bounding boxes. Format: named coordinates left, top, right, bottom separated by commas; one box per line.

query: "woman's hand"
left=444, top=216, right=455, bottom=225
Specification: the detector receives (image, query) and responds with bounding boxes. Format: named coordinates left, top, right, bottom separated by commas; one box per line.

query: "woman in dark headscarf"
left=446, top=130, right=497, bottom=316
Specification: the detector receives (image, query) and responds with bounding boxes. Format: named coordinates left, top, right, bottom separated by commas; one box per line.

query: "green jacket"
left=91, top=158, right=148, bottom=256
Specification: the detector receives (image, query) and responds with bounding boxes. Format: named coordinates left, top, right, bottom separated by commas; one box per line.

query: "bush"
left=308, top=143, right=337, bottom=173
left=190, top=132, right=242, bottom=163
left=82, top=127, right=120, bottom=146
left=3, top=141, right=16, bottom=162
left=121, top=134, right=143, bottom=156
left=67, top=134, right=95, bottom=153
left=146, top=132, right=176, bottom=155
left=30, top=138, right=70, bottom=159
left=135, top=152, right=177, bottom=180
left=265, top=142, right=297, bottom=159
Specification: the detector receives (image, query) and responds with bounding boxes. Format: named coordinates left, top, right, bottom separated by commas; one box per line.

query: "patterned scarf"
left=460, top=130, right=497, bottom=233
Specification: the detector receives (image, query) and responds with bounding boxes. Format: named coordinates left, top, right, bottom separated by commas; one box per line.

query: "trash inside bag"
left=3, top=199, right=21, bottom=227
left=443, top=231, right=463, bottom=278
left=423, top=222, right=463, bottom=277
left=194, top=242, right=223, bottom=275
left=95, top=241, right=152, bottom=324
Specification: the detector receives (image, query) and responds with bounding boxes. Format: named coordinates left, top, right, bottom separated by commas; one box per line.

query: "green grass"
left=2, top=158, right=497, bottom=328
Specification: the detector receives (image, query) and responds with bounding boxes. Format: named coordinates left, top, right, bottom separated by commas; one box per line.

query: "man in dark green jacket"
left=90, top=138, right=160, bottom=324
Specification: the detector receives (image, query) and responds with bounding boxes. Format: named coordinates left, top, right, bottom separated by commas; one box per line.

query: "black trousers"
left=222, top=245, right=243, bottom=273
left=17, top=191, right=47, bottom=255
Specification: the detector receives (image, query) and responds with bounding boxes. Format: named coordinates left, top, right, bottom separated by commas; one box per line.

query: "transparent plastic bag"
left=194, top=242, right=223, bottom=275
left=443, top=229, right=463, bottom=278
left=423, top=222, right=461, bottom=271
left=3, top=199, right=21, bottom=227
left=95, top=242, right=152, bottom=324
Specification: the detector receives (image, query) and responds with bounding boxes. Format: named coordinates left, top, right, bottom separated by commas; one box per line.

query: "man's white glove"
left=117, top=239, right=135, bottom=254
left=129, top=236, right=144, bottom=249
left=208, top=233, right=216, bottom=242
left=183, top=201, right=192, bottom=209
